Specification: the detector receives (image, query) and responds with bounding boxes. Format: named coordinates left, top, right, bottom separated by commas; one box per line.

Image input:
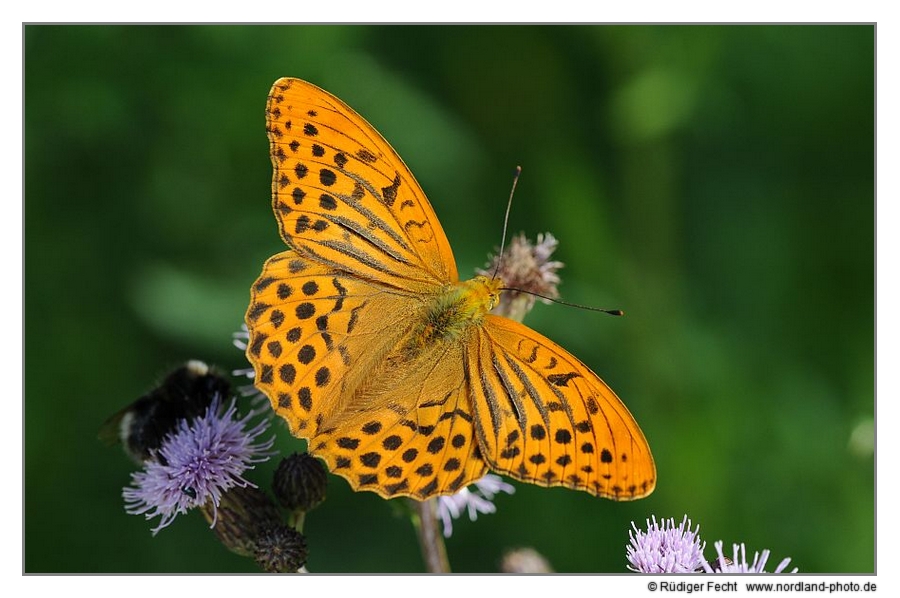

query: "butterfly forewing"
left=469, top=315, right=656, bottom=500
left=266, top=78, right=457, bottom=286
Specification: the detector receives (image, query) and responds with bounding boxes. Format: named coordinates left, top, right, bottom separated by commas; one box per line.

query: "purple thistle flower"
left=123, top=396, right=274, bottom=535
left=627, top=515, right=706, bottom=573
left=437, top=474, right=515, bottom=538
left=703, top=541, right=798, bottom=574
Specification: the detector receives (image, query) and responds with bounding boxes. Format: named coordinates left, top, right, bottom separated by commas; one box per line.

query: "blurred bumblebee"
left=100, top=360, right=231, bottom=464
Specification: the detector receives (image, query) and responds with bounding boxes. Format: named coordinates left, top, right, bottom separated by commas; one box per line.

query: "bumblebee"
left=100, top=360, right=231, bottom=464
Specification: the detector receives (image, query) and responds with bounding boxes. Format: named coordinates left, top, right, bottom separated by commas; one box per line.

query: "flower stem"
left=287, top=509, right=306, bottom=533
left=412, top=498, right=450, bottom=573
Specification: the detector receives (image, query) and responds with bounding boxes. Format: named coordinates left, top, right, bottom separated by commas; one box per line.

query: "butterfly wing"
left=265, top=77, right=457, bottom=286
left=308, top=339, right=490, bottom=499
left=246, top=250, right=488, bottom=498
left=251, top=77, right=652, bottom=502
left=468, top=315, right=656, bottom=500
left=248, top=78, right=487, bottom=498
left=247, top=249, right=402, bottom=439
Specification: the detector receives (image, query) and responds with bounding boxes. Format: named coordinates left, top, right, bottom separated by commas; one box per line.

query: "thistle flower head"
left=477, top=232, right=563, bottom=322
left=703, top=541, right=798, bottom=574
left=254, top=525, right=309, bottom=573
left=199, top=485, right=283, bottom=557
left=436, top=474, right=515, bottom=538
left=122, top=396, right=275, bottom=534
left=273, top=452, right=328, bottom=512
left=627, top=515, right=706, bottom=573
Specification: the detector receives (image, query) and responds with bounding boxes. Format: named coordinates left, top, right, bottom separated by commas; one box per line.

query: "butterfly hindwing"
left=308, top=348, right=489, bottom=499
left=468, top=315, right=656, bottom=500
left=247, top=250, right=390, bottom=437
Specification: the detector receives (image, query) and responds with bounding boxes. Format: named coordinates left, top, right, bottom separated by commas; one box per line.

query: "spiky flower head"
left=199, top=485, right=283, bottom=557
left=627, top=515, right=706, bottom=573
left=273, top=452, right=328, bottom=513
left=702, top=541, right=798, bottom=574
left=122, top=396, right=274, bottom=534
left=254, top=525, right=309, bottom=573
left=477, top=232, right=563, bottom=322
left=436, top=474, right=515, bottom=538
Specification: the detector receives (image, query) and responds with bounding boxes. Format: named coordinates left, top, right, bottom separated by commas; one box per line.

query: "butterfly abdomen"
left=408, top=276, right=502, bottom=351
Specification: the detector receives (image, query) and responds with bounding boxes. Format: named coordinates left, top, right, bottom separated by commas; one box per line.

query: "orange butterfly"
left=245, top=78, right=655, bottom=501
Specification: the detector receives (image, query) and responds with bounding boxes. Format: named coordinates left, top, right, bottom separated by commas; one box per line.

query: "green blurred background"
left=24, top=25, right=874, bottom=573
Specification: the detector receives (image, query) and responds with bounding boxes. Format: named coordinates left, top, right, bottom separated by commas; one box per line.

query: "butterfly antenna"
left=491, top=165, right=522, bottom=281
left=500, top=287, right=625, bottom=316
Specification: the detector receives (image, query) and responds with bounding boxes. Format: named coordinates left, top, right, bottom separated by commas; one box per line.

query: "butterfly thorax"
left=407, top=275, right=502, bottom=351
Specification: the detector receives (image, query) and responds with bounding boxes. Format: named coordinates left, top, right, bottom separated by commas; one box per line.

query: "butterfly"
left=245, top=77, right=655, bottom=501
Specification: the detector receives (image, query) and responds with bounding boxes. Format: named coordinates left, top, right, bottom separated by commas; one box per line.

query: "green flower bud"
left=200, top=485, right=282, bottom=557
left=272, top=452, right=327, bottom=512
left=254, top=525, right=308, bottom=573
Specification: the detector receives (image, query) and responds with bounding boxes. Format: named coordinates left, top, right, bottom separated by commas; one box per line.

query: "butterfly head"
left=462, top=275, right=503, bottom=315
